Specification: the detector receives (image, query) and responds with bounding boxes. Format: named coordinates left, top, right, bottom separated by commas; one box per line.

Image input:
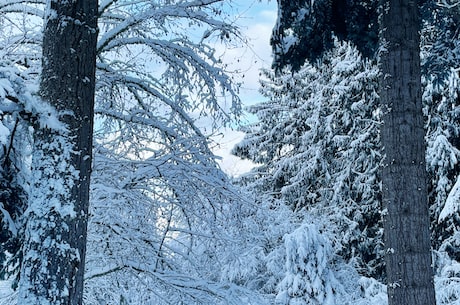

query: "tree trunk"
left=379, top=1, right=436, bottom=304
left=18, top=0, right=98, bottom=304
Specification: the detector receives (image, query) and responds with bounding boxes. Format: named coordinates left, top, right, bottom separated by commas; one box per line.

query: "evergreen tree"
left=275, top=224, right=341, bottom=305
left=421, top=1, right=460, bottom=85
left=234, top=41, right=384, bottom=279
left=421, top=1, right=460, bottom=264
left=424, top=70, right=460, bottom=261
left=268, top=0, right=460, bottom=283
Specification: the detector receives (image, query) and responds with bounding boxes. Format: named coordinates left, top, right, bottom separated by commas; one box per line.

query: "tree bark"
left=379, top=1, right=436, bottom=304
left=18, top=0, right=98, bottom=304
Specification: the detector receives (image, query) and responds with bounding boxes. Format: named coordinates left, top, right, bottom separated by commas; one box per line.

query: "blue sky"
left=223, top=0, right=277, bottom=106
left=210, top=0, right=278, bottom=176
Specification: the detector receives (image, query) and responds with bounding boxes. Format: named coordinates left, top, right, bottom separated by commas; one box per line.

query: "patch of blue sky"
left=209, top=0, right=277, bottom=176
left=220, top=0, right=277, bottom=108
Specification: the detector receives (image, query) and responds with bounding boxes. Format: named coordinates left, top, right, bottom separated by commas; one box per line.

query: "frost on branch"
left=84, top=142, right=263, bottom=304
left=433, top=251, right=460, bottom=305
left=84, top=0, right=247, bottom=301
left=96, top=0, right=242, bottom=130
left=439, top=176, right=460, bottom=222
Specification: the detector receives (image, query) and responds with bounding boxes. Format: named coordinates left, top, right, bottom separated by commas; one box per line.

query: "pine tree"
left=421, top=1, right=460, bottom=264
left=276, top=224, right=341, bottom=305
left=424, top=70, right=460, bottom=261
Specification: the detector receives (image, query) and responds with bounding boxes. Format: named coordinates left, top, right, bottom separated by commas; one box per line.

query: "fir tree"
left=234, top=41, right=384, bottom=279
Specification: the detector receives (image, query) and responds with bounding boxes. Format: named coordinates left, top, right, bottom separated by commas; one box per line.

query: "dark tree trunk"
left=18, top=0, right=98, bottom=304
left=379, top=0, right=436, bottom=304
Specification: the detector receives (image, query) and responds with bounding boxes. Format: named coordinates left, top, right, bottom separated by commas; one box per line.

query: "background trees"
left=271, top=0, right=378, bottom=71
left=233, top=40, right=383, bottom=280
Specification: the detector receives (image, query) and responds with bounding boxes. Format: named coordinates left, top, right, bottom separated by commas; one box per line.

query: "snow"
left=439, top=175, right=460, bottom=221
left=0, top=281, right=15, bottom=305
left=0, top=122, right=9, bottom=145
left=24, top=97, right=67, bottom=131
left=276, top=224, right=341, bottom=305
left=0, top=203, right=17, bottom=236
left=281, top=28, right=298, bottom=53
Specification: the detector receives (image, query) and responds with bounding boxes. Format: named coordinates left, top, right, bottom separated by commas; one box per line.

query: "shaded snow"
left=0, top=281, right=16, bottom=305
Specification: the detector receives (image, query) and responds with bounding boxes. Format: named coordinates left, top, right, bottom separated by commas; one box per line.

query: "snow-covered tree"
left=275, top=224, right=341, bottom=305
left=16, top=0, right=98, bottom=303
left=218, top=190, right=298, bottom=300
left=271, top=0, right=378, bottom=71
left=420, top=1, right=460, bottom=265
left=234, top=40, right=383, bottom=279
left=85, top=0, right=249, bottom=303
left=424, top=70, right=460, bottom=262
left=259, top=0, right=460, bottom=287
left=0, top=0, right=252, bottom=303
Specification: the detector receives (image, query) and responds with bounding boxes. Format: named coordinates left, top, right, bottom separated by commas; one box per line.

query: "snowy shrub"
left=275, top=224, right=342, bottom=305
left=354, top=277, right=387, bottom=305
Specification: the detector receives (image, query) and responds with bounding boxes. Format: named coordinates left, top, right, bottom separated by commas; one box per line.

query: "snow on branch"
left=0, top=0, right=44, bottom=17
left=439, top=176, right=460, bottom=222
left=437, top=0, right=460, bottom=9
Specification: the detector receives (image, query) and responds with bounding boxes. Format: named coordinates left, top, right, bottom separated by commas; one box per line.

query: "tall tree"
left=379, top=0, right=436, bottom=304
left=421, top=1, right=460, bottom=263
left=17, top=0, right=98, bottom=304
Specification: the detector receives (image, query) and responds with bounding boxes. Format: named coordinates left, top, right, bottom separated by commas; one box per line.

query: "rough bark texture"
left=18, top=0, right=98, bottom=304
left=379, top=1, right=436, bottom=304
